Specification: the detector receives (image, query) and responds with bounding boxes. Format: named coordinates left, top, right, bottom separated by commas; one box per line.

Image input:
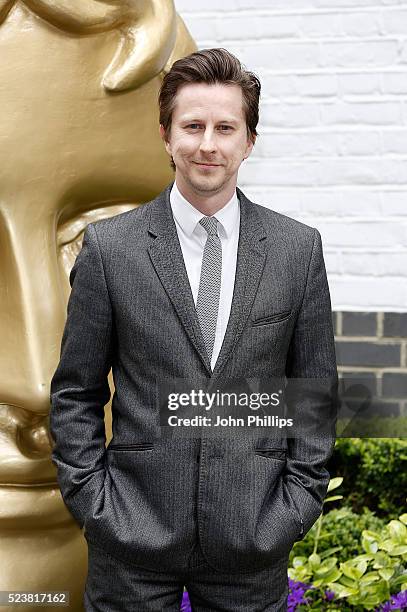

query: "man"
left=0, top=0, right=195, bottom=607
left=50, top=48, right=337, bottom=611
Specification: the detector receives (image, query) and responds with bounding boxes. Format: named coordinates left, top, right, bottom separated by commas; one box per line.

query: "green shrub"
left=292, top=507, right=386, bottom=563
left=289, top=512, right=407, bottom=610
left=327, top=438, right=407, bottom=518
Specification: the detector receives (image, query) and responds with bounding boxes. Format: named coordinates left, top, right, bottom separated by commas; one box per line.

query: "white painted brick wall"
left=175, top=0, right=407, bottom=311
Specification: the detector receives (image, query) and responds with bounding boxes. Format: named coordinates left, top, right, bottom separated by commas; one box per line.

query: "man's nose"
left=199, top=128, right=217, bottom=154
left=0, top=215, right=67, bottom=416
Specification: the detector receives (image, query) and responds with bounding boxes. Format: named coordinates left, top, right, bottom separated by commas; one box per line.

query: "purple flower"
left=324, top=589, right=336, bottom=602
left=376, top=590, right=407, bottom=611
left=180, top=590, right=191, bottom=612
left=288, top=578, right=312, bottom=611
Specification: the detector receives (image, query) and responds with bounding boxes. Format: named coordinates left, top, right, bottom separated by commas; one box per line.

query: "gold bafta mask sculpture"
left=0, top=1, right=195, bottom=609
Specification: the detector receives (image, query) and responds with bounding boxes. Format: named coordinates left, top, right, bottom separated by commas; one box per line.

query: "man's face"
left=160, top=82, right=255, bottom=201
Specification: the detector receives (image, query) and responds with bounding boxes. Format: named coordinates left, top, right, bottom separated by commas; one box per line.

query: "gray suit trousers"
left=84, top=539, right=289, bottom=612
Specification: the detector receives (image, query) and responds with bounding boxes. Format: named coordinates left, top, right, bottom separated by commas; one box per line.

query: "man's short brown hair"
left=158, top=48, right=261, bottom=146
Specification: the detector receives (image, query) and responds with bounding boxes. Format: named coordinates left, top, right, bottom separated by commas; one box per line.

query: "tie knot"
left=199, top=216, right=219, bottom=236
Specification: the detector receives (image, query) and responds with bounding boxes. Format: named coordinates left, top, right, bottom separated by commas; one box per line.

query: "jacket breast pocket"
left=251, top=310, right=292, bottom=327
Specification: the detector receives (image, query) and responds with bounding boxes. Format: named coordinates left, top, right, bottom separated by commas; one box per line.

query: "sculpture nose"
left=0, top=211, right=67, bottom=417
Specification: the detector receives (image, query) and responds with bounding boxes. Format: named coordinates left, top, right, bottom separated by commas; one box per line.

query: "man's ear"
left=244, top=135, right=256, bottom=160
left=159, top=124, right=172, bottom=156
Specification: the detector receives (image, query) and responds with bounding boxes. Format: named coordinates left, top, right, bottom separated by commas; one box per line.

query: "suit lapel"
left=147, top=184, right=267, bottom=379
left=147, top=185, right=212, bottom=375
left=212, top=188, right=267, bottom=377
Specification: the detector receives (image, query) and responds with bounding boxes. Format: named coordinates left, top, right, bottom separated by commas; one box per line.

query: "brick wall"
left=335, top=311, right=407, bottom=417
left=175, top=0, right=407, bottom=312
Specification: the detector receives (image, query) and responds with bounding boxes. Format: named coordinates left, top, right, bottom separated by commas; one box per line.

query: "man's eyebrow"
left=217, top=119, right=238, bottom=124
left=179, top=117, right=203, bottom=122
left=179, top=116, right=239, bottom=124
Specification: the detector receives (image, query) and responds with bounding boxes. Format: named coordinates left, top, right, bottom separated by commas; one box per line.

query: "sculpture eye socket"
left=59, top=229, right=86, bottom=277
left=57, top=203, right=140, bottom=277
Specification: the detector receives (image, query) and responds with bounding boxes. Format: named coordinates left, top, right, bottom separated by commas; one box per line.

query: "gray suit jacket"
left=49, top=184, right=337, bottom=574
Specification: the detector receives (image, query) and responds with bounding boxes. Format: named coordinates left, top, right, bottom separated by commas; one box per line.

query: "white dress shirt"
left=170, top=181, right=240, bottom=370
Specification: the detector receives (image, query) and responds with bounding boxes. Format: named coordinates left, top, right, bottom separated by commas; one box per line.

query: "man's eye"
left=218, top=125, right=232, bottom=131
left=187, top=124, right=201, bottom=129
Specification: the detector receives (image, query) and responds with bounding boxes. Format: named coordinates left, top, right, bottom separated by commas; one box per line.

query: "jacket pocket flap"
left=107, top=443, right=154, bottom=451
left=252, top=311, right=292, bottom=326
left=254, top=448, right=287, bottom=460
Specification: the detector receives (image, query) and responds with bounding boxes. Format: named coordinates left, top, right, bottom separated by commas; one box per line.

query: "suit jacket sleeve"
left=49, top=223, right=112, bottom=529
left=284, top=228, right=338, bottom=539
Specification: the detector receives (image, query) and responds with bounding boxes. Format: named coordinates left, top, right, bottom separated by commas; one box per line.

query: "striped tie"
left=196, top=216, right=222, bottom=365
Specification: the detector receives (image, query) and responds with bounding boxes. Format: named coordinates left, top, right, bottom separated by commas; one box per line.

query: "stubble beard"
left=185, top=167, right=228, bottom=197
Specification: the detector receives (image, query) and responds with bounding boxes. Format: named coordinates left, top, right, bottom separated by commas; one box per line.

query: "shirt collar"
left=170, top=180, right=240, bottom=239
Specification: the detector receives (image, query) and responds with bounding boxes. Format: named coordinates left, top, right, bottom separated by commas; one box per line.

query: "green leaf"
left=388, top=545, right=407, bottom=556
left=353, top=591, right=385, bottom=608
left=388, top=520, right=407, bottom=542
left=340, top=560, right=367, bottom=580
left=379, top=539, right=394, bottom=553
left=363, top=529, right=381, bottom=540
left=318, top=568, right=342, bottom=584
left=329, top=583, right=358, bottom=598
left=288, top=568, right=301, bottom=581
left=373, top=552, right=390, bottom=569
left=391, top=575, right=407, bottom=588
left=356, top=559, right=368, bottom=577
left=320, top=547, right=343, bottom=559
left=327, top=477, right=343, bottom=493
left=314, top=558, right=338, bottom=577
left=292, top=556, right=307, bottom=568
left=355, top=553, right=375, bottom=562
left=378, top=568, right=394, bottom=581
left=362, top=530, right=380, bottom=554
left=363, top=538, right=379, bottom=554
left=399, top=513, right=407, bottom=525
left=324, top=495, right=344, bottom=503
left=359, top=572, right=380, bottom=585
left=356, top=580, right=390, bottom=607
left=309, top=553, right=321, bottom=569
left=340, top=576, right=358, bottom=588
